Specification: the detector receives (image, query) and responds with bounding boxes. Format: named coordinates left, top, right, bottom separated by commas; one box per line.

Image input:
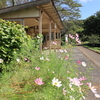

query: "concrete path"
left=77, top=46, right=100, bottom=69
left=72, top=46, right=100, bottom=100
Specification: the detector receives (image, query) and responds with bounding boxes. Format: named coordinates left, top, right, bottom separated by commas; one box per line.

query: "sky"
left=79, top=0, right=100, bottom=19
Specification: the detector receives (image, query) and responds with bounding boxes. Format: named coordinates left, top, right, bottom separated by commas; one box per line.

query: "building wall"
left=0, top=6, right=40, bottom=18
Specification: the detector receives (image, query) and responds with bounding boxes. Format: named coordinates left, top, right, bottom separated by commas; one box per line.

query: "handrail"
left=0, top=0, right=39, bottom=10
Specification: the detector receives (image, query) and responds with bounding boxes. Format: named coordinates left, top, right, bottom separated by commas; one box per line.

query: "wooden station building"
left=0, top=0, right=64, bottom=52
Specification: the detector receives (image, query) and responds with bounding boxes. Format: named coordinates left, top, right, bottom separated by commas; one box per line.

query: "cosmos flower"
left=64, top=49, right=68, bottom=53
left=75, top=34, right=79, bottom=37
left=87, top=83, right=97, bottom=94
left=69, top=78, right=83, bottom=86
left=35, top=67, right=40, bottom=70
left=0, top=58, right=3, bottom=63
left=79, top=76, right=87, bottom=81
left=40, top=57, right=44, bottom=60
left=77, top=60, right=81, bottom=64
left=35, top=78, right=44, bottom=85
left=44, top=47, right=48, bottom=49
left=59, top=49, right=64, bottom=52
left=52, top=78, right=62, bottom=87
left=37, top=36, right=40, bottom=38
left=82, top=62, right=86, bottom=67
left=62, top=87, right=67, bottom=95
left=70, top=96, right=75, bottom=100
left=16, top=59, right=20, bottom=62
left=46, top=58, right=50, bottom=61
left=94, top=94, right=100, bottom=98
left=52, top=41, right=57, bottom=45
left=65, top=56, right=69, bottom=60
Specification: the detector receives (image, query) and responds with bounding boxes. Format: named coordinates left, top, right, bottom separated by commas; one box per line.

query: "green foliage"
left=0, top=45, right=89, bottom=100
left=54, top=0, right=82, bottom=20
left=0, top=22, right=90, bottom=99
left=83, top=11, right=100, bottom=36
left=88, top=34, right=100, bottom=46
left=0, top=0, right=7, bottom=8
left=0, top=19, right=27, bottom=63
left=82, top=11, right=100, bottom=45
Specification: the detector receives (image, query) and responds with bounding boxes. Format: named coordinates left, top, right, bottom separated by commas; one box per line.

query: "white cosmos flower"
left=40, top=57, right=44, bottom=60
left=37, top=36, right=40, bottom=38
left=82, top=62, right=86, bottom=67
left=0, top=58, right=3, bottom=63
left=59, top=49, right=64, bottom=53
left=52, top=77, right=62, bottom=87
left=94, top=94, right=100, bottom=98
left=64, top=49, right=67, bottom=53
left=16, top=59, right=20, bottom=62
left=91, top=86, right=97, bottom=94
left=70, top=96, right=75, bottom=100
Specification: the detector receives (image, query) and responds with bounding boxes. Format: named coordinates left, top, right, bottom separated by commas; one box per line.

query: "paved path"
left=72, top=46, right=100, bottom=100
left=77, top=46, right=100, bottom=69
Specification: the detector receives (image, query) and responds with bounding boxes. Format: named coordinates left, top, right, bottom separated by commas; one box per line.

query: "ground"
left=72, top=46, right=100, bottom=100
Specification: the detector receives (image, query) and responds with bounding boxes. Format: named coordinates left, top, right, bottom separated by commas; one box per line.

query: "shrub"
left=0, top=19, right=27, bottom=63
left=88, top=34, right=100, bottom=46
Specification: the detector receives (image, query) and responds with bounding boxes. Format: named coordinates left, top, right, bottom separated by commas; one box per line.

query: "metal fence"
left=0, top=0, right=39, bottom=9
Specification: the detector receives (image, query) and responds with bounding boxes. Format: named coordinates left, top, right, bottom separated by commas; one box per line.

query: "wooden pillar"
left=54, top=23, right=57, bottom=50
left=20, top=19, right=25, bottom=27
left=45, top=34, right=47, bottom=46
left=39, top=11, right=43, bottom=54
left=59, top=32, right=61, bottom=49
left=49, top=20, right=52, bottom=52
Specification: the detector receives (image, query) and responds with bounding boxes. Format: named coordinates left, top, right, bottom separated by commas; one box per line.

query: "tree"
left=0, top=0, right=7, bottom=8
left=54, top=0, right=82, bottom=20
left=83, top=11, right=100, bottom=36
left=82, top=11, right=100, bottom=45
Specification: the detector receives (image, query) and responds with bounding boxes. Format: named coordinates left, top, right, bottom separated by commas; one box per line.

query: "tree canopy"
left=54, top=0, right=82, bottom=20
left=83, top=11, right=100, bottom=36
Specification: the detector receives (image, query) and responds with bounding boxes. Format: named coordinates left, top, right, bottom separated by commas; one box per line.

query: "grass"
left=82, top=42, right=100, bottom=53
left=0, top=41, right=91, bottom=100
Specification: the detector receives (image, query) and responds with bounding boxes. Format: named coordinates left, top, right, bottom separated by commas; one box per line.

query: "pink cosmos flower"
left=78, top=41, right=81, bottom=44
left=77, top=60, right=81, bottom=64
left=65, top=56, right=69, bottom=60
left=69, top=34, right=71, bottom=37
left=87, top=82, right=97, bottom=94
left=79, top=76, right=87, bottom=81
left=76, top=33, right=79, bottom=37
left=76, top=37, right=79, bottom=41
left=46, top=58, right=50, bottom=61
left=35, top=78, right=44, bottom=85
left=44, top=47, right=48, bottom=49
left=71, top=36, right=75, bottom=39
left=69, top=78, right=83, bottom=86
left=24, top=58, right=28, bottom=61
left=62, top=87, right=67, bottom=95
left=66, top=41, right=68, bottom=43
left=35, top=67, right=40, bottom=70
left=52, top=41, right=57, bottom=45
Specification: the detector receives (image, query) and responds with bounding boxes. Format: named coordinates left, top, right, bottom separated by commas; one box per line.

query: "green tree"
left=82, top=11, right=100, bottom=45
left=0, top=0, right=7, bottom=8
left=54, top=0, right=82, bottom=20
left=83, top=11, right=100, bottom=36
